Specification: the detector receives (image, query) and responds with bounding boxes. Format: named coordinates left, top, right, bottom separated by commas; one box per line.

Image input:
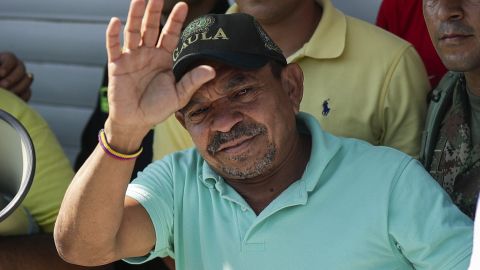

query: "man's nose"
left=210, top=104, right=243, bottom=133
left=436, top=0, right=464, bottom=22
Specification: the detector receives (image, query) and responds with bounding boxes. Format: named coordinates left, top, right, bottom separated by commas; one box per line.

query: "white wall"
left=0, top=0, right=131, bottom=164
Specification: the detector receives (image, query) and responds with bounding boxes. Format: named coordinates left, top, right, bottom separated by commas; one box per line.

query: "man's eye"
left=235, top=88, right=252, bottom=97
left=190, top=107, right=209, bottom=118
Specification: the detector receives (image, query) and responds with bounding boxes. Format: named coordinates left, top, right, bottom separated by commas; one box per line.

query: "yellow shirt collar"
left=227, top=0, right=347, bottom=62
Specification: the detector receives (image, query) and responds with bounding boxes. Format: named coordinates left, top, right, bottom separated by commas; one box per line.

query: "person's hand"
left=0, top=52, right=33, bottom=102
left=105, top=0, right=215, bottom=136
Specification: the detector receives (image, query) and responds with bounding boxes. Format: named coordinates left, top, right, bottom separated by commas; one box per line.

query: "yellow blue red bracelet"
left=98, top=129, right=143, bottom=160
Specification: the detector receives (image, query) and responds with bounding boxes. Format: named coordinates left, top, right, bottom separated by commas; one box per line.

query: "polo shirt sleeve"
left=124, top=159, right=175, bottom=264
left=381, top=45, right=429, bottom=158
left=388, top=159, right=473, bottom=270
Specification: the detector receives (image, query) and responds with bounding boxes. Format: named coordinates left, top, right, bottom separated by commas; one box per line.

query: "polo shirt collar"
left=199, top=112, right=343, bottom=194
left=226, top=0, right=347, bottom=63
left=201, top=160, right=220, bottom=189
left=288, top=0, right=347, bottom=62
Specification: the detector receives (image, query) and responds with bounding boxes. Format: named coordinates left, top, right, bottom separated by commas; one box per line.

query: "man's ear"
left=281, top=63, right=304, bottom=113
left=175, top=111, right=187, bottom=129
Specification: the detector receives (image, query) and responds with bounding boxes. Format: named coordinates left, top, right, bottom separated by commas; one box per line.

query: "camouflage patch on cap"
left=253, top=20, right=282, bottom=54
left=181, top=15, right=215, bottom=42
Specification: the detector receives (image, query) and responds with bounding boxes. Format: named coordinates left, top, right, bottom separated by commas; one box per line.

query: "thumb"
left=175, top=65, right=216, bottom=107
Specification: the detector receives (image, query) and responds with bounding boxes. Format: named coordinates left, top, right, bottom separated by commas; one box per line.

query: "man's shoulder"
left=159, top=147, right=201, bottom=163
left=342, top=136, right=409, bottom=155
left=343, top=15, right=413, bottom=54
left=420, top=72, right=462, bottom=167
left=320, top=135, right=417, bottom=194
left=427, top=72, right=462, bottom=112
left=424, top=72, right=462, bottom=131
left=339, top=136, right=413, bottom=167
left=153, top=147, right=204, bottom=174
left=302, top=112, right=412, bottom=167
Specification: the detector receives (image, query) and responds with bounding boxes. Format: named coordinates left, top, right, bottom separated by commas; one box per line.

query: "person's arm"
left=0, top=52, right=33, bottom=101
left=381, top=45, right=429, bottom=158
left=388, top=159, right=473, bottom=269
left=54, top=0, right=215, bottom=266
left=0, top=234, right=113, bottom=270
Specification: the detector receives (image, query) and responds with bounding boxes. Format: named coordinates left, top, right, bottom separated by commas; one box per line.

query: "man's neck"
left=254, top=1, right=322, bottom=57
left=225, top=133, right=312, bottom=215
left=465, top=70, right=480, bottom=97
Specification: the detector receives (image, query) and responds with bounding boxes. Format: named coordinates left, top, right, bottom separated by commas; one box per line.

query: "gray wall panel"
left=0, top=20, right=108, bottom=65
left=27, top=63, right=103, bottom=108
left=0, top=0, right=130, bottom=22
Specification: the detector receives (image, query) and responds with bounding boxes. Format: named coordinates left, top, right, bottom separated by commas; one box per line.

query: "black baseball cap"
left=172, top=13, right=287, bottom=81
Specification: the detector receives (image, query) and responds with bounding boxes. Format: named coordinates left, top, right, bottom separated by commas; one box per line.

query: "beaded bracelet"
left=98, top=129, right=143, bottom=160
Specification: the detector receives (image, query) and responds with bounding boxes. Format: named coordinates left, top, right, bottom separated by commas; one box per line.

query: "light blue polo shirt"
left=125, top=112, right=473, bottom=270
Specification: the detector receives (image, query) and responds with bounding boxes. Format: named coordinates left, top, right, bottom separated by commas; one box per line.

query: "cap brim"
left=173, top=51, right=270, bottom=81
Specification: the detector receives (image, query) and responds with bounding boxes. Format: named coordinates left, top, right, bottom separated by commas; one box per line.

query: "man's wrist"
left=103, top=119, right=150, bottom=154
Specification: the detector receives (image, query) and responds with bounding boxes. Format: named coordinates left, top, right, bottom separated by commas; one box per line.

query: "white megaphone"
left=0, top=109, right=35, bottom=229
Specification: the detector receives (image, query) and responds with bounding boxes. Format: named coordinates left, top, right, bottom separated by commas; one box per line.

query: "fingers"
left=0, top=56, right=31, bottom=100
left=176, top=65, right=216, bottom=107
left=141, top=0, right=163, bottom=48
left=156, top=2, right=188, bottom=53
left=0, top=58, right=25, bottom=87
left=0, top=52, right=33, bottom=102
left=106, top=17, right=122, bottom=62
left=19, top=87, right=32, bottom=102
left=0, top=52, right=18, bottom=78
left=124, top=0, right=146, bottom=50
left=8, top=73, right=33, bottom=101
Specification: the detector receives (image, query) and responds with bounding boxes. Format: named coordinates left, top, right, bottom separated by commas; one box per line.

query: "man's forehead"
left=207, top=66, right=263, bottom=92
left=181, top=66, right=263, bottom=109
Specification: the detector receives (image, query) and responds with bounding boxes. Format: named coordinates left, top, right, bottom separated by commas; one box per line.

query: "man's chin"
left=439, top=49, right=480, bottom=72
left=217, top=144, right=277, bottom=180
left=219, top=164, right=268, bottom=180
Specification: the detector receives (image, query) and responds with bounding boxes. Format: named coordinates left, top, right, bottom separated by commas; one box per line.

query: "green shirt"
left=126, top=112, right=472, bottom=270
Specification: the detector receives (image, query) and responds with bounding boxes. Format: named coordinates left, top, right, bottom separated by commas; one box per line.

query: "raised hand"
left=0, top=52, right=33, bottom=102
left=105, top=0, right=215, bottom=136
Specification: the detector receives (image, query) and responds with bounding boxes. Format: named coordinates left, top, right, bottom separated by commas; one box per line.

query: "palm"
left=105, top=0, right=214, bottom=131
left=108, top=48, right=177, bottom=127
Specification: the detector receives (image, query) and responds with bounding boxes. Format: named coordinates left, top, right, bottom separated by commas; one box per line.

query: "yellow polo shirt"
left=152, top=0, right=429, bottom=159
left=0, top=89, right=73, bottom=234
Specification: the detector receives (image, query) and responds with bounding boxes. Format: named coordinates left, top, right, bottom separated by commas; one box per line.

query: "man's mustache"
left=207, top=122, right=267, bottom=154
left=437, top=21, right=474, bottom=39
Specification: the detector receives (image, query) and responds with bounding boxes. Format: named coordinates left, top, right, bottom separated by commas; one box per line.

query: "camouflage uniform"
left=420, top=72, right=480, bottom=218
